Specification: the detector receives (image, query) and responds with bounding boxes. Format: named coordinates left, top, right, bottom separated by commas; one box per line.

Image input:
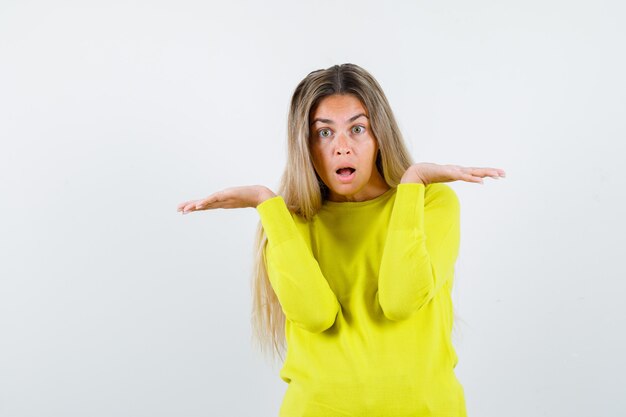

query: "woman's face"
left=309, top=94, right=389, bottom=202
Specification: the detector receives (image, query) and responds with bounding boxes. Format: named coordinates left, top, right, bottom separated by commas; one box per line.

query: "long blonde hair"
left=250, top=63, right=414, bottom=364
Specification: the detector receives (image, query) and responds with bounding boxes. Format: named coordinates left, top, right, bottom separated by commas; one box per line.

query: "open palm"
left=177, top=185, right=276, bottom=214
left=401, top=163, right=506, bottom=185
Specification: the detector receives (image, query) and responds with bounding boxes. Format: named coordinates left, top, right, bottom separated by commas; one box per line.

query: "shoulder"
left=424, top=182, right=460, bottom=212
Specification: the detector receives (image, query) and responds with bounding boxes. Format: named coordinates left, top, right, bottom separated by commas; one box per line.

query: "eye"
left=352, top=125, right=366, bottom=134
left=318, top=128, right=332, bottom=138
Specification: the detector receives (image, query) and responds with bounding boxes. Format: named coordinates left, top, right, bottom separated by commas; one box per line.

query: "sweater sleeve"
left=256, top=196, right=341, bottom=333
left=377, top=182, right=461, bottom=321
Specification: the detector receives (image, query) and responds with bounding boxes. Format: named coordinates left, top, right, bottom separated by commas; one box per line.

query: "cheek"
left=361, top=139, right=379, bottom=162
left=362, top=140, right=379, bottom=175
left=310, top=147, right=327, bottom=174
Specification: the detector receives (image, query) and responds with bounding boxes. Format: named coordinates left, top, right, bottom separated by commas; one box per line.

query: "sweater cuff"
left=256, top=196, right=299, bottom=246
left=389, top=183, right=426, bottom=230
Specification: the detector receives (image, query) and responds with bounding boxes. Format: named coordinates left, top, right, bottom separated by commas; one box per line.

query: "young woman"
left=178, top=63, right=505, bottom=416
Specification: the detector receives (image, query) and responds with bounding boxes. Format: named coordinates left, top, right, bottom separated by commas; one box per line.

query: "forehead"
left=311, top=94, right=368, bottom=121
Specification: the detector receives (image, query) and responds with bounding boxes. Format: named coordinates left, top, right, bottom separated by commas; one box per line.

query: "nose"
left=334, top=133, right=351, bottom=155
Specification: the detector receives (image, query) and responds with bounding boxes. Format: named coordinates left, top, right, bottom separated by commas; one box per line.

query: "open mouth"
left=336, top=167, right=356, bottom=177
left=335, top=167, right=356, bottom=183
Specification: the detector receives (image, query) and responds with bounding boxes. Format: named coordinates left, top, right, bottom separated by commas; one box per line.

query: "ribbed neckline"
left=320, top=186, right=397, bottom=210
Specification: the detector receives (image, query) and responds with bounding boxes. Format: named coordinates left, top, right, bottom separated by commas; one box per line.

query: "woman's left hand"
left=400, top=163, right=506, bottom=185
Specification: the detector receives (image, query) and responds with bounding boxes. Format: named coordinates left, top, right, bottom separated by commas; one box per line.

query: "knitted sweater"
left=256, top=182, right=466, bottom=417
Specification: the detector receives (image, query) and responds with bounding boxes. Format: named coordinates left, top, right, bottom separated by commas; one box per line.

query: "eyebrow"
left=310, top=113, right=369, bottom=126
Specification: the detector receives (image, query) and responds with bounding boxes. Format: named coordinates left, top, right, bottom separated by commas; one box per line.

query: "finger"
left=184, top=198, right=211, bottom=213
left=177, top=201, right=193, bottom=211
left=194, top=197, right=212, bottom=210
left=195, top=192, right=226, bottom=209
left=179, top=198, right=206, bottom=212
left=182, top=202, right=199, bottom=213
left=478, top=169, right=501, bottom=180
left=480, top=167, right=506, bottom=177
left=465, top=167, right=501, bottom=179
left=460, top=171, right=484, bottom=184
left=482, top=167, right=505, bottom=178
left=179, top=202, right=197, bottom=213
left=482, top=168, right=506, bottom=179
left=196, top=201, right=225, bottom=210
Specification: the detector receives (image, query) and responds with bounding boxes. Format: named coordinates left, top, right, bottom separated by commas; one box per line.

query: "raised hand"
left=177, top=185, right=276, bottom=214
left=401, top=163, right=506, bottom=185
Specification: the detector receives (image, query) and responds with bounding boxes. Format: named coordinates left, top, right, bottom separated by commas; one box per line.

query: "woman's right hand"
left=177, top=185, right=277, bottom=214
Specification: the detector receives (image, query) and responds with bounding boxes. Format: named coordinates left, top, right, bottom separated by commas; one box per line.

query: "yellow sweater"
left=256, top=183, right=466, bottom=417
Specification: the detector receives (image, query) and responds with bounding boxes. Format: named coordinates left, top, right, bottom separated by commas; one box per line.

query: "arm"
left=177, top=185, right=340, bottom=332
left=377, top=182, right=460, bottom=321
left=256, top=196, right=341, bottom=333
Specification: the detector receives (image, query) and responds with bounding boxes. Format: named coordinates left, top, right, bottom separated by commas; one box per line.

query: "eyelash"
left=318, top=125, right=366, bottom=138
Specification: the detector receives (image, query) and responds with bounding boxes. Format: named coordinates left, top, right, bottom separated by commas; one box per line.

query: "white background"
left=1, top=1, right=625, bottom=416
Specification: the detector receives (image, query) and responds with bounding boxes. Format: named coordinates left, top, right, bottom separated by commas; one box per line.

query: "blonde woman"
left=178, top=63, right=505, bottom=416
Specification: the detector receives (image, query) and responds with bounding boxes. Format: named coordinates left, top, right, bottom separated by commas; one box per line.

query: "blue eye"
left=352, top=125, right=365, bottom=134
left=319, top=128, right=332, bottom=138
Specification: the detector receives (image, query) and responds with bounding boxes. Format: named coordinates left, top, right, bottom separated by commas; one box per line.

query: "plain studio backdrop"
left=1, top=1, right=624, bottom=416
